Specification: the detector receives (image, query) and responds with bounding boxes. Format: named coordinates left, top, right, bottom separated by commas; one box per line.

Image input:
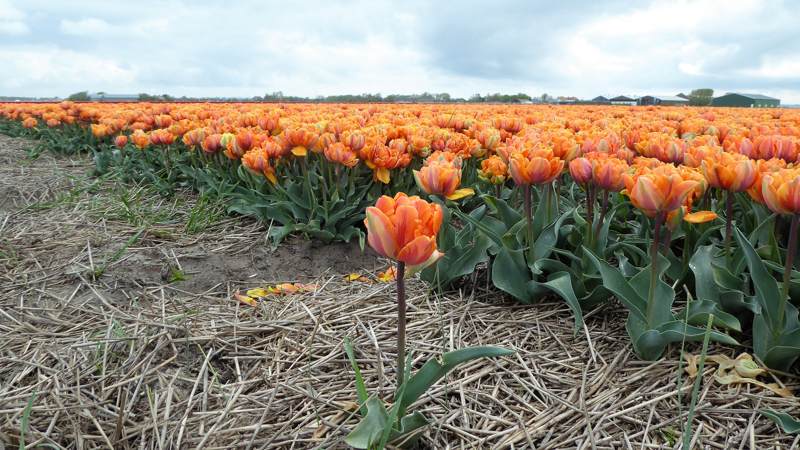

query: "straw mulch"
left=1, top=134, right=799, bottom=449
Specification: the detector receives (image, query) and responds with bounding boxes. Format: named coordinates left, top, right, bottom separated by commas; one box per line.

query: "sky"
left=1, top=0, right=799, bottom=102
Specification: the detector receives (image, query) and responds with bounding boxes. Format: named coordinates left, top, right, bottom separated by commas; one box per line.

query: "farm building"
left=88, top=93, right=139, bottom=102
left=609, top=95, right=637, bottom=105
left=591, top=96, right=611, bottom=104
left=712, top=93, right=780, bottom=108
left=638, top=95, right=690, bottom=106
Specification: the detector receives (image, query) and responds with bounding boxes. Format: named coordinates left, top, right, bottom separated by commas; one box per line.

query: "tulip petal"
left=376, top=168, right=391, bottom=184
left=365, top=206, right=398, bottom=259
left=446, top=188, right=475, bottom=200
left=397, top=235, right=436, bottom=266
left=684, top=210, right=718, bottom=224
left=406, top=249, right=444, bottom=277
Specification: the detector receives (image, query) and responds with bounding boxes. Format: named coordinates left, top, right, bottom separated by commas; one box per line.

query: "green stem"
left=683, top=313, right=714, bottom=449
left=646, top=213, right=664, bottom=326
left=779, top=214, right=799, bottom=330
left=523, top=184, right=533, bottom=247
left=724, top=190, right=734, bottom=259
left=395, top=261, right=407, bottom=392
left=594, top=189, right=609, bottom=240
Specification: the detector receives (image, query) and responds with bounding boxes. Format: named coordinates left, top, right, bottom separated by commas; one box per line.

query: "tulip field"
left=2, top=101, right=800, bottom=447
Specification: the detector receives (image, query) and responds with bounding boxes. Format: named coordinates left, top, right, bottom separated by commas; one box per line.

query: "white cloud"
left=0, top=0, right=28, bottom=35
left=1, top=0, right=799, bottom=103
left=0, top=47, right=136, bottom=90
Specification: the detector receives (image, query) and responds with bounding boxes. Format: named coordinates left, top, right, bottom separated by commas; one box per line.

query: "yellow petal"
left=291, top=146, right=308, bottom=157
left=446, top=187, right=475, bottom=200
left=376, top=168, right=391, bottom=184
left=246, top=288, right=270, bottom=298
left=234, top=292, right=258, bottom=307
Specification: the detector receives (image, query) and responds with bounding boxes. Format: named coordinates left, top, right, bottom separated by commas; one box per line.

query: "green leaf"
left=761, top=410, right=800, bottom=434
left=734, top=227, right=783, bottom=331
left=532, top=208, right=574, bottom=261
left=528, top=271, right=584, bottom=334
left=683, top=299, right=742, bottom=332
left=343, top=337, right=368, bottom=416
left=400, top=346, right=513, bottom=413
left=421, top=233, right=492, bottom=288
left=583, top=247, right=647, bottom=322
left=483, top=195, right=521, bottom=230
left=492, top=247, right=531, bottom=302
left=345, top=397, right=389, bottom=449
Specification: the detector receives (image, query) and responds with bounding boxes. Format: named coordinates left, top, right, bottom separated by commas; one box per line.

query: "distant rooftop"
left=653, top=95, right=689, bottom=102
left=722, top=93, right=779, bottom=100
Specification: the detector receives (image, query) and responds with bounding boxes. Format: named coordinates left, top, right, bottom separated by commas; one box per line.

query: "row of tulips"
left=2, top=103, right=800, bottom=374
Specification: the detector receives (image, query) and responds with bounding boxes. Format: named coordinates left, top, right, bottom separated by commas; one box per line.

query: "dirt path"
left=1, top=135, right=798, bottom=449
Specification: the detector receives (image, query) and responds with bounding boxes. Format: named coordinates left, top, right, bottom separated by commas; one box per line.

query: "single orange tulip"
left=508, top=150, right=564, bottom=186
left=364, top=193, right=443, bottom=272
left=569, top=157, right=592, bottom=185
left=478, top=155, right=508, bottom=185
left=324, top=142, right=359, bottom=168
left=762, top=168, right=800, bottom=215
left=413, top=155, right=474, bottom=200
left=624, top=166, right=698, bottom=217
left=114, top=135, right=128, bottom=149
left=700, top=152, right=757, bottom=192
left=590, top=155, right=628, bottom=192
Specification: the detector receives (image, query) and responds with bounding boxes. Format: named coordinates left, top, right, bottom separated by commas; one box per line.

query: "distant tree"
left=688, top=88, right=714, bottom=106
left=67, top=91, right=90, bottom=101
left=540, top=93, right=553, bottom=103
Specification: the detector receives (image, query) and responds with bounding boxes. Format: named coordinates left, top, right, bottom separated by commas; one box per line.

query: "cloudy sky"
left=2, top=0, right=799, bottom=102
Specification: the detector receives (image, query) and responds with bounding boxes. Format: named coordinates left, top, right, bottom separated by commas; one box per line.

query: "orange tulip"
left=413, top=154, right=474, bottom=200
left=748, top=158, right=787, bottom=203
left=131, top=130, right=150, bottom=149
left=364, top=193, right=443, bottom=272
left=201, top=134, right=223, bottom=154
left=478, top=156, right=508, bottom=185
left=624, top=166, right=699, bottom=217
left=762, top=168, right=800, bottom=215
left=182, top=128, right=206, bottom=149
left=241, top=148, right=277, bottom=184
left=324, top=142, right=359, bottom=168
left=508, top=149, right=564, bottom=186
left=569, top=157, right=592, bottom=185
left=22, top=117, right=38, bottom=128
left=590, top=155, right=628, bottom=192
left=114, top=135, right=128, bottom=149
left=700, top=152, right=757, bottom=192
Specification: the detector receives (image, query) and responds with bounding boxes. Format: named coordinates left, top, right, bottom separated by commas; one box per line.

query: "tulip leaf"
left=528, top=271, right=584, bottom=334
left=482, top=195, right=521, bottom=230
left=584, top=247, right=647, bottom=322
left=734, top=227, right=782, bottom=331
left=400, top=346, right=514, bottom=414
left=683, top=299, right=742, bottom=332
left=345, top=397, right=389, bottom=449
left=761, top=410, right=800, bottom=434
left=492, top=247, right=531, bottom=302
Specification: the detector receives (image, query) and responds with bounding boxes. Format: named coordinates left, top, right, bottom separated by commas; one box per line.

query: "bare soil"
left=1, top=134, right=799, bottom=449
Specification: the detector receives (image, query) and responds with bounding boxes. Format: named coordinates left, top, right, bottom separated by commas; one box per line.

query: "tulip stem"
left=724, top=191, right=734, bottom=259
left=396, top=261, right=407, bottom=391
left=523, top=184, right=533, bottom=247
left=779, top=214, right=799, bottom=331
left=646, top=213, right=664, bottom=326
left=595, top=190, right=609, bottom=240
